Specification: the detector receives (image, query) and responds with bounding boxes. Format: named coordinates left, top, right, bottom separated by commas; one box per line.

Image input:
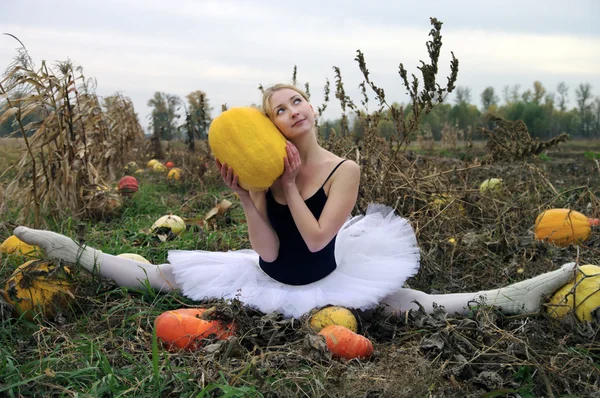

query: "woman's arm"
left=284, top=160, right=360, bottom=252
left=216, top=160, right=280, bottom=261
left=243, top=191, right=280, bottom=262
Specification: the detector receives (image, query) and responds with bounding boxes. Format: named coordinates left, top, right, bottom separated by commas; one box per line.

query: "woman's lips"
left=292, top=118, right=306, bottom=127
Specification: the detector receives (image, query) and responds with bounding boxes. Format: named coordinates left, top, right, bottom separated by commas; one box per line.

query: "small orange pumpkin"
left=165, top=161, right=175, bottom=169
left=534, top=208, right=598, bottom=247
left=154, top=308, right=236, bottom=350
left=318, top=325, right=374, bottom=360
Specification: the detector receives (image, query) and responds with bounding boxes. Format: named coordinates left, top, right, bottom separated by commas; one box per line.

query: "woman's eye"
left=276, top=108, right=284, bottom=115
left=294, top=98, right=301, bottom=104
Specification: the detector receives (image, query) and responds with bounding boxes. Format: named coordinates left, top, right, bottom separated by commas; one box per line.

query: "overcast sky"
left=2, top=0, right=599, bottom=131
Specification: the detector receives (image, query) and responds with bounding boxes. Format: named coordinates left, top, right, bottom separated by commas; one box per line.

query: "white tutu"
left=168, top=204, right=420, bottom=318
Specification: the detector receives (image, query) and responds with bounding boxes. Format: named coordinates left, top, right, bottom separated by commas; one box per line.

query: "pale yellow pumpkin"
left=547, top=264, right=600, bottom=322
left=153, top=162, right=168, bottom=173
left=534, top=208, right=596, bottom=247
left=208, top=107, right=287, bottom=191
left=151, top=215, right=186, bottom=236
left=147, top=159, right=159, bottom=168
left=310, top=306, right=358, bottom=333
left=479, top=178, right=503, bottom=193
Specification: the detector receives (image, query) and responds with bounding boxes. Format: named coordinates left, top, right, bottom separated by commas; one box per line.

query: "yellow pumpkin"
left=147, top=159, right=159, bottom=168
left=153, top=162, right=168, bottom=173
left=2, top=259, right=74, bottom=320
left=125, top=161, right=138, bottom=171
left=479, top=178, right=503, bottom=193
left=547, top=264, right=600, bottom=322
left=0, top=235, right=42, bottom=259
left=117, top=253, right=151, bottom=264
left=534, top=209, right=596, bottom=247
left=167, top=168, right=182, bottom=181
left=208, top=107, right=287, bottom=191
left=310, top=306, right=358, bottom=333
left=430, top=194, right=466, bottom=216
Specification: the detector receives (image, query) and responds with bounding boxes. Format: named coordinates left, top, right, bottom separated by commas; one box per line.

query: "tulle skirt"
left=169, top=204, right=420, bottom=319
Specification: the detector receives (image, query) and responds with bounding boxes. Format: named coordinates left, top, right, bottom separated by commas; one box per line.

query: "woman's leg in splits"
left=15, top=227, right=177, bottom=292
left=381, top=262, right=576, bottom=316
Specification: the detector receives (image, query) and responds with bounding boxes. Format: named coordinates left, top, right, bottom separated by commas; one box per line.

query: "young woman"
left=13, top=84, right=576, bottom=319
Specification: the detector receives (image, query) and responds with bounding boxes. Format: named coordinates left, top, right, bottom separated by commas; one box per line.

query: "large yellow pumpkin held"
left=1, top=259, right=75, bottom=321
left=208, top=107, right=287, bottom=191
left=0, top=235, right=42, bottom=259
left=547, top=264, right=600, bottom=322
left=534, top=208, right=598, bottom=247
left=309, top=306, right=358, bottom=333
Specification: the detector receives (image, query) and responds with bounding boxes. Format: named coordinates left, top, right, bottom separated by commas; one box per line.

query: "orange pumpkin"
left=154, top=308, right=236, bottom=350
left=534, top=208, right=598, bottom=247
left=318, top=325, right=374, bottom=360
left=165, top=161, right=175, bottom=169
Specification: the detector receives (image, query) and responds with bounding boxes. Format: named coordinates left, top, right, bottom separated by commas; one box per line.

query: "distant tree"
left=147, top=92, right=179, bottom=141
left=186, top=90, right=212, bottom=140
left=421, top=103, right=452, bottom=139
left=532, top=81, right=546, bottom=105
left=592, top=97, right=600, bottom=137
left=575, top=83, right=593, bottom=137
left=454, top=86, right=471, bottom=104
left=377, top=119, right=396, bottom=140
left=510, top=84, right=521, bottom=103
left=503, top=84, right=521, bottom=104
left=480, top=87, right=499, bottom=111
left=556, top=82, right=569, bottom=111
left=449, top=101, right=480, bottom=133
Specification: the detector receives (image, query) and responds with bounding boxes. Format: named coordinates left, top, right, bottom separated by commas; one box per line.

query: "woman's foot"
left=14, top=226, right=103, bottom=272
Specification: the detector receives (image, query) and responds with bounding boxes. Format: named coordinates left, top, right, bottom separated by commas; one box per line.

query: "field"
left=0, top=137, right=599, bottom=397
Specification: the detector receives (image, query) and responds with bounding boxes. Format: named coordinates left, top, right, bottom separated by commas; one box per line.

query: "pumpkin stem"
left=199, top=306, right=217, bottom=320
left=589, top=218, right=599, bottom=227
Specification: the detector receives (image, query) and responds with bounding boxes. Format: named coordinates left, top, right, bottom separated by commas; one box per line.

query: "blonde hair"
left=261, top=84, right=310, bottom=119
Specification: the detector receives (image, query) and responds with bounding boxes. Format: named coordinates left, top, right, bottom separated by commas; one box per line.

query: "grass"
left=1, top=140, right=600, bottom=397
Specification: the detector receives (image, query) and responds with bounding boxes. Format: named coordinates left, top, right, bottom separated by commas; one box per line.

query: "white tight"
left=100, top=253, right=177, bottom=292
left=12, top=227, right=577, bottom=317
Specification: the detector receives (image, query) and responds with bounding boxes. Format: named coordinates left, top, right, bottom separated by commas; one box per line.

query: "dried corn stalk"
left=0, top=47, right=144, bottom=226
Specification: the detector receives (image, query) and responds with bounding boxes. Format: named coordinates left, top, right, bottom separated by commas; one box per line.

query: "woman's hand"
left=216, top=159, right=250, bottom=201
left=280, top=141, right=301, bottom=187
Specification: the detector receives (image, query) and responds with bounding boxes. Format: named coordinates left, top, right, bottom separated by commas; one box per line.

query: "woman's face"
left=268, top=88, right=315, bottom=138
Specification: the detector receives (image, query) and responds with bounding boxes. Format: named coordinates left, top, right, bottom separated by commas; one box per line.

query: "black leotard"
left=258, top=160, right=347, bottom=285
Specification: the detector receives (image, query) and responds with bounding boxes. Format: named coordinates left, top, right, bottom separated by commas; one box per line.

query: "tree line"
left=2, top=81, right=598, bottom=143
left=321, top=81, right=599, bottom=142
